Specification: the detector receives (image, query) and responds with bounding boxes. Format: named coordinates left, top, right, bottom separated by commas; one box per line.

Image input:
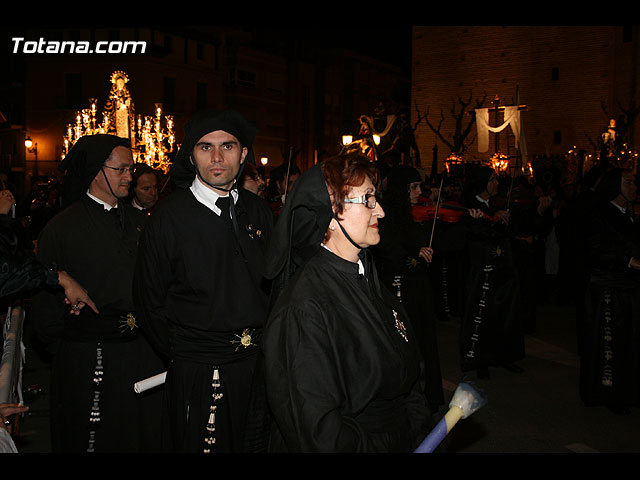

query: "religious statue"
left=601, top=118, right=618, bottom=160
left=104, top=70, right=136, bottom=144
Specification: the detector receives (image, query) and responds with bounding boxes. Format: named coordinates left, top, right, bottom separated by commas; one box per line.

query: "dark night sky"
left=279, top=26, right=412, bottom=67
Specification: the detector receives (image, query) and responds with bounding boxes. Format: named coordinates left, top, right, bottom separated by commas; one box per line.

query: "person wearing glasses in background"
left=30, top=135, right=164, bottom=453
left=263, top=153, right=433, bottom=452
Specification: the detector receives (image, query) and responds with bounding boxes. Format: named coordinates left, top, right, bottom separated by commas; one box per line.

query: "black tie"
left=216, top=196, right=232, bottom=227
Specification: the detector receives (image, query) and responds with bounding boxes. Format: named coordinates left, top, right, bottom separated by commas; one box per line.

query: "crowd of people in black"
left=0, top=108, right=638, bottom=453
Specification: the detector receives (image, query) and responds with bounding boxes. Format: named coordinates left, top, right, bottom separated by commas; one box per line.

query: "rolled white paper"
left=134, top=371, right=167, bottom=394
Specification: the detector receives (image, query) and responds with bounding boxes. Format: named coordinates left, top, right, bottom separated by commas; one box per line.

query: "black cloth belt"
left=170, top=325, right=263, bottom=365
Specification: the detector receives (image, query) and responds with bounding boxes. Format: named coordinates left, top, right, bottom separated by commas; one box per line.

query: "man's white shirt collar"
left=87, top=191, right=116, bottom=211
left=132, top=198, right=144, bottom=210
left=190, top=176, right=238, bottom=216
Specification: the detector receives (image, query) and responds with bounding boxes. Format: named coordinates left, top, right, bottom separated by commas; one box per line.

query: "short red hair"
left=321, top=153, right=379, bottom=219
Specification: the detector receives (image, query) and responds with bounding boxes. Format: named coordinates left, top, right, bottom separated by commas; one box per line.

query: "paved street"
left=437, top=303, right=640, bottom=454
left=11, top=301, right=640, bottom=454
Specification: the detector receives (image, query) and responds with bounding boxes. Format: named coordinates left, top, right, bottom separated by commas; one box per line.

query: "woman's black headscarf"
left=382, top=164, right=422, bottom=224
left=264, top=164, right=333, bottom=295
left=170, top=109, right=258, bottom=189
left=58, top=134, right=131, bottom=209
left=461, top=164, right=494, bottom=206
left=386, top=164, right=422, bottom=191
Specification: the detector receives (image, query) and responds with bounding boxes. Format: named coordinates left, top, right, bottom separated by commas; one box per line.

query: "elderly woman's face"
left=335, top=176, right=385, bottom=248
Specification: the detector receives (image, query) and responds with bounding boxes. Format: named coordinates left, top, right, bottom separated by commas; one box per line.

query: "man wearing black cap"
left=133, top=109, right=274, bottom=453
left=30, top=134, right=164, bottom=452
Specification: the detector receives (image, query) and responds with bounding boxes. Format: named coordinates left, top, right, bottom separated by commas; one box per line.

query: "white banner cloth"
left=475, top=106, right=521, bottom=152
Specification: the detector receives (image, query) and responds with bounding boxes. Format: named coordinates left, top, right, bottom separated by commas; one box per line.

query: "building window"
left=229, top=69, right=256, bottom=88
left=197, top=42, right=204, bottom=61
left=553, top=130, right=562, bottom=144
left=623, top=26, right=633, bottom=43
left=551, top=67, right=559, bottom=81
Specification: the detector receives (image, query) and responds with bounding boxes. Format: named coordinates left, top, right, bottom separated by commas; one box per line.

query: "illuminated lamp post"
left=25, top=136, right=39, bottom=176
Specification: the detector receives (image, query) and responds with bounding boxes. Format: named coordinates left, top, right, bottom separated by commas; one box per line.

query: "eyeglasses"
left=103, top=165, right=135, bottom=175
left=343, top=193, right=377, bottom=209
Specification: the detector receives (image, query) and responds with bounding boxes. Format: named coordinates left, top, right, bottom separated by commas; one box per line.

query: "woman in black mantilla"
left=458, top=164, right=524, bottom=380
left=263, top=154, right=433, bottom=452
left=372, top=164, right=444, bottom=412
left=580, top=168, right=640, bottom=415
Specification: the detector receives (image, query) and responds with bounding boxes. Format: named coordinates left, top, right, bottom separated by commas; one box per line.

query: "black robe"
left=373, top=206, right=444, bottom=411
left=132, top=186, right=274, bottom=453
left=580, top=201, right=640, bottom=408
left=263, top=247, right=433, bottom=452
left=456, top=198, right=523, bottom=372
left=30, top=195, right=164, bottom=453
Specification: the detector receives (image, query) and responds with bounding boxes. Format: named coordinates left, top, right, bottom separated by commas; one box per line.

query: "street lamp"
left=260, top=156, right=268, bottom=166
left=25, top=136, right=39, bottom=176
left=25, top=136, right=37, bottom=153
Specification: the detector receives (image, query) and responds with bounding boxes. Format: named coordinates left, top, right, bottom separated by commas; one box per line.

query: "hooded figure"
left=461, top=164, right=494, bottom=207
left=456, top=164, right=524, bottom=379
left=30, top=133, right=164, bottom=453
left=133, top=108, right=274, bottom=453
left=59, top=134, right=131, bottom=209
left=372, top=163, right=445, bottom=412
left=265, top=163, right=334, bottom=299
left=581, top=167, right=640, bottom=415
left=263, top=154, right=433, bottom=453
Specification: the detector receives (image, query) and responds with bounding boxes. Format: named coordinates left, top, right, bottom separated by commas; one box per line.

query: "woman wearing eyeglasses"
left=262, top=153, right=433, bottom=452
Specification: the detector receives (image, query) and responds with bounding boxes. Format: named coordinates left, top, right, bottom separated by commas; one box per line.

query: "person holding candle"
left=263, top=153, right=433, bottom=452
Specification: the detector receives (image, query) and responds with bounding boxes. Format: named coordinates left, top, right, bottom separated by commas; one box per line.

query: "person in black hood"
left=263, top=153, right=433, bottom=452
left=133, top=109, right=274, bottom=452
left=30, top=134, right=164, bottom=452
left=580, top=167, right=640, bottom=415
left=457, top=164, right=524, bottom=380
left=372, top=164, right=444, bottom=413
